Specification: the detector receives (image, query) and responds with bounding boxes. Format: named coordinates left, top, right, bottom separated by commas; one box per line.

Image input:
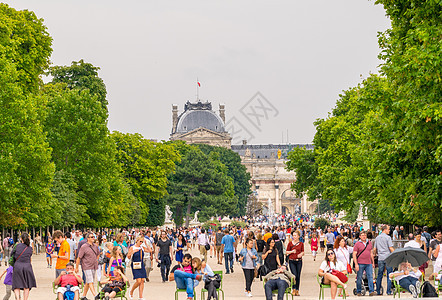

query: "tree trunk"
left=185, top=199, right=192, bottom=227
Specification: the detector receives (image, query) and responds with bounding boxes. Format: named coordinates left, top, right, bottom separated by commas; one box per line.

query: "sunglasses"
left=327, top=252, right=334, bottom=256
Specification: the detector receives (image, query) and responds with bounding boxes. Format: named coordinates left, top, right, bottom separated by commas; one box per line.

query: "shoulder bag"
left=339, top=248, right=352, bottom=274
left=9, top=245, right=28, bottom=267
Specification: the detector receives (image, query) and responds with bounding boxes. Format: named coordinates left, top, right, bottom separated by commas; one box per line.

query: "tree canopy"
left=166, top=144, right=238, bottom=226
left=286, top=0, right=441, bottom=225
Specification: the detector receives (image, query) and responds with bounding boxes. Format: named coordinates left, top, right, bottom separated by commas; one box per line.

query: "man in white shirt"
left=197, top=229, right=209, bottom=262
left=404, top=234, right=420, bottom=248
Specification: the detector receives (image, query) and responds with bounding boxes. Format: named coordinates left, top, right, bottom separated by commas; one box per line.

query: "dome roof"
left=176, top=110, right=225, bottom=133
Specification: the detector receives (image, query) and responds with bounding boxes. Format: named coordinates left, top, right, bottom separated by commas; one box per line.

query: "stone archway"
left=282, top=206, right=290, bottom=215
left=308, top=202, right=318, bottom=214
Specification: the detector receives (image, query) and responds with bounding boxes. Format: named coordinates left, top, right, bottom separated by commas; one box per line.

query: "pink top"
left=353, top=241, right=372, bottom=265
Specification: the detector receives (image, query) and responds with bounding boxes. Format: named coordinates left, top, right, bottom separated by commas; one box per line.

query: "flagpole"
left=197, top=77, right=199, bottom=101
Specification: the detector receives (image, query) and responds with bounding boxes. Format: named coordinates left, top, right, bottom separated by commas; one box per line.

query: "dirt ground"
left=1, top=244, right=427, bottom=300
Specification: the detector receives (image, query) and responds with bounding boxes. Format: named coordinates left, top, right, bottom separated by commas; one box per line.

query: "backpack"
left=8, top=238, right=14, bottom=247
left=421, top=281, right=438, bottom=298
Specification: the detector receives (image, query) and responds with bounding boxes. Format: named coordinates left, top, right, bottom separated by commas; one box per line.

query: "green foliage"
left=166, top=145, right=238, bottom=226
left=40, top=84, right=133, bottom=227
left=0, top=60, right=54, bottom=227
left=230, top=220, right=246, bottom=228
left=314, top=218, right=331, bottom=231
left=0, top=4, right=54, bottom=227
left=197, top=144, right=251, bottom=215
left=202, top=220, right=221, bottom=230
left=286, top=147, right=322, bottom=200
left=49, top=60, right=108, bottom=108
left=286, top=0, right=442, bottom=225
left=0, top=3, right=52, bottom=93
left=111, top=132, right=180, bottom=226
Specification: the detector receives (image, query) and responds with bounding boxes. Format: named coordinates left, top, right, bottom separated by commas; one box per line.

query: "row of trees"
left=286, top=0, right=441, bottom=226
left=0, top=4, right=250, bottom=229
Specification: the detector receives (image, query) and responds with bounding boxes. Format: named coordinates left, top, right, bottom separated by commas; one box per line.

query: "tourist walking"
left=175, top=234, right=186, bottom=263
left=256, top=233, right=266, bottom=265
left=45, top=237, right=55, bottom=268
left=373, top=225, right=394, bottom=295
left=353, top=231, right=376, bottom=296
left=221, top=229, right=236, bottom=274
left=310, top=232, right=318, bottom=261
left=12, top=233, right=36, bottom=300
left=75, top=232, right=99, bottom=300
left=197, top=228, right=209, bottom=262
left=286, top=230, right=304, bottom=296
left=215, top=227, right=224, bottom=265
left=239, top=238, right=258, bottom=297
left=156, top=230, right=173, bottom=282
left=128, top=236, right=146, bottom=300
left=3, top=234, right=13, bottom=266
left=51, top=230, right=70, bottom=278
left=262, top=238, right=280, bottom=272
left=333, top=236, right=353, bottom=297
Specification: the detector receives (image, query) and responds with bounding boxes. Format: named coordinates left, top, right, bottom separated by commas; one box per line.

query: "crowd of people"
left=0, top=219, right=441, bottom=300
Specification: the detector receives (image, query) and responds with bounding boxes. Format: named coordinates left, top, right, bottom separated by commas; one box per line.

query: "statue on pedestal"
left=165, top=205, right=173, bottom=223
left=191, top=211, right=200, bottom=223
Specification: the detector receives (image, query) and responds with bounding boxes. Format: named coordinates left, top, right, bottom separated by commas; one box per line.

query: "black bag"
left=204, top=274, right=221, bottom=300
left=421, top=281, right=438, bottom=297
left=257, top=264, right=270, bottom=280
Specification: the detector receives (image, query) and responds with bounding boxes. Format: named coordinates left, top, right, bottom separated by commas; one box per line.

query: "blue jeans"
left=265, top=278, right=288, bottom=300
left=160, top=254, right=171, bottom=282
left=224, top=252, right=234, bottom=273
left=398, top=276, right=418, bottom=292
left=377, top=259, right=393, bottom=294
left=174, top=270, right=197, bottom=298
left=356, top=264, right=374, bottom=293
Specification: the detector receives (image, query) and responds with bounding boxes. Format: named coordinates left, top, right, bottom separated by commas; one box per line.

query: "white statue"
left=165, top=205, right=173, bottom=222
left=191, top=210, right=200, bottom=223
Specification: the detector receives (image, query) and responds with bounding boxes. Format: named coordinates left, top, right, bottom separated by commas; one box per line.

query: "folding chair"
left=201, top=270, right=225, bottom=300
left=317, top=274, right=347, bottom=300
left=263, top=276, right=294, bottom=300
left=97, top=281, right=128, bottom=300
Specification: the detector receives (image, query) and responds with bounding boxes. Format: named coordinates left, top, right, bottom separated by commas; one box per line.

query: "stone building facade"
left=231, top=144, right=318, bottom=215
left=170, top=100, right=317, bottom=214
left=170, top=101, right=231, bottom=148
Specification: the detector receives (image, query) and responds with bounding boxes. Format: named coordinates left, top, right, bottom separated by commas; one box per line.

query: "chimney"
left=172, top=104, right=178, bottom=134
left=219, top=104, right=225, bottom=123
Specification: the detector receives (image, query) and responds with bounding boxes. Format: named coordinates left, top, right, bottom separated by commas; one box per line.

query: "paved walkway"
left=5, top=246, right=420, bottom=300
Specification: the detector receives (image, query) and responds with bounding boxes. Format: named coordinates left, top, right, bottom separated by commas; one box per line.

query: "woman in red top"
left=286, top=230, right=304, bottom=296
left=310, top=232, right=318, bottom=261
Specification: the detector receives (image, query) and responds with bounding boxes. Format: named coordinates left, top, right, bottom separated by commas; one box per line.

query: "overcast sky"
left=7, top=0, right=390, bottom=144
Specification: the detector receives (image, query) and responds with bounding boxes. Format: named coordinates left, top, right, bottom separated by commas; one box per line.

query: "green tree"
left=111, top=132, right=180, bottom=226
left=197, top=144, right=251, bottom=215
left=49, top=60, right=107, bottom=108
left=0, top=3, right=52, bottom=93
left=41, top=85, right=132, bottom=227
left=166, top=145, right=238, bottom=226
left=0, top=4, right=54, bottom=227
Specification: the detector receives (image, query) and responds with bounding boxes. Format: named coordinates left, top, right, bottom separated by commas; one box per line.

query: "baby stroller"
left=353, top=268, right=383, bottom=296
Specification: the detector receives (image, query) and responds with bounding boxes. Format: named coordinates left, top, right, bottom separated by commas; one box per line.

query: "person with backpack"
left=53, top=262, right=83, bottom=300
left=3, top=234, right=13, bottom=267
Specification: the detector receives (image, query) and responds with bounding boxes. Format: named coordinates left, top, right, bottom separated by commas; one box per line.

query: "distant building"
left=170, top=100, right=231, bottom=148
left=231, top=144, right=317, bottom=215
left=170, top=100, right=317, bottom=214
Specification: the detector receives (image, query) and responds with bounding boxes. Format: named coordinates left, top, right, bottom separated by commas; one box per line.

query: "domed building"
left=170, top=100, right=232, bottom=148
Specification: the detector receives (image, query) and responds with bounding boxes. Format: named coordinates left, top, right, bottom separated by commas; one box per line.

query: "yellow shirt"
left=263, top=232, right=273, bottom=243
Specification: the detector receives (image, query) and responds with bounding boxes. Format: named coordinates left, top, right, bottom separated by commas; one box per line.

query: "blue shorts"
left=46, top=253, right=51, bottom=258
